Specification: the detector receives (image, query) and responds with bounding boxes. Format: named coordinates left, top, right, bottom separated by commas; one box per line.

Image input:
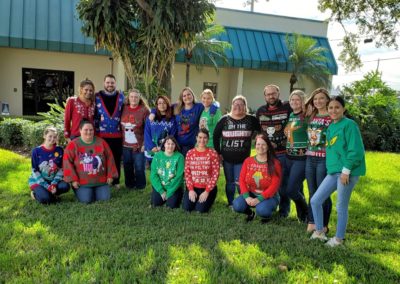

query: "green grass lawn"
left=0, top=149, right=399, bottom=283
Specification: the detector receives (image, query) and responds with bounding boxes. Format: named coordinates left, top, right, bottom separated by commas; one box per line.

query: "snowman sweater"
left=239, top=157, right=282, bottom=201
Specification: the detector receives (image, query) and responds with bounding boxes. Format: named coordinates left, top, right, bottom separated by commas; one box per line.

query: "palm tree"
left=286, top=33, right=331, bottom=92
left=183, top=23, right=232, bottom=86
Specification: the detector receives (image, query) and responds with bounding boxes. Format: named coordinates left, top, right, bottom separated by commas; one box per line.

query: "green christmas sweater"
left=150, top=151, right=184, bottom=198
left=284, top=112, right=308, bottom=159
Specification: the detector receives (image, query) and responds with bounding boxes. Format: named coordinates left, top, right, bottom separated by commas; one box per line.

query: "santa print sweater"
left=29, top=145, right=64, bottom=190
left=121, top=105, right=150, bottom=149
left=63, top=137, right=118, bottom=187
left=256, top=101, right=292, bottom=155
left=64, top=97, right=95, bottom=139
left=239, top=157, right=282, bottom=201
left=185, top=148, right=220, bottom=192
left=213, top=115, right=261, bottom=164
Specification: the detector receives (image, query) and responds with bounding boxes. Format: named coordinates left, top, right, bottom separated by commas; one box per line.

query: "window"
left=203, top=82, right=218, bottom=98
left=22, top=68, right=74, bottom=115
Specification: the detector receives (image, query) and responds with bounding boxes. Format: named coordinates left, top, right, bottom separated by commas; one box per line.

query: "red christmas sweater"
left=121, top=105, right=150, bottom=150
left=185, top=148, right=220, bottom=192
left=239, top=157, right=282, bottom=201
left=64, top=96, right=95, bottom=138
left=63, top=137, right=118, bottom=187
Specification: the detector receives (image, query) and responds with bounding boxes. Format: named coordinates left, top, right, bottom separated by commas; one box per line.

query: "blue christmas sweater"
left=144, top=116, right=177, bottom=160
left=94, top=91, right=125, bottom=138
left=28, top=145, right=64, bottom=191
left=174, top=103, right=204, bottom=147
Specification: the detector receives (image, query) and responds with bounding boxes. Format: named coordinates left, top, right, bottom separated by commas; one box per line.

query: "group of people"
left=29, top=75, right=366, bottom=247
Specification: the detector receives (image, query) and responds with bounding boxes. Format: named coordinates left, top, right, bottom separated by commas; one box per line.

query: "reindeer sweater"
left=306, top=114, right=332, bottom=158
left=284, top=112, right=308, bottom=160
left=63, top=137, right=118, bottom=187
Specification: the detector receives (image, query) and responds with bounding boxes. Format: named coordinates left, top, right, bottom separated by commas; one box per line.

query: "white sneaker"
left=326, top=237, right=343, bottom=247
left=30, top=191, right=36, bottom=200
left=310, top=231, right=328, bottom=241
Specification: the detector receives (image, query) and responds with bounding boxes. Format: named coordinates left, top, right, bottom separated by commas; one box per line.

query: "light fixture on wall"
left=2, top=102, right=10, bottom=115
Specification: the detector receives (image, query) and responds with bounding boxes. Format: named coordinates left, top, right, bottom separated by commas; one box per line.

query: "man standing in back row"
left=94, top=74, right=125, bottom=187
left=256, top=84, right=292, bottom=218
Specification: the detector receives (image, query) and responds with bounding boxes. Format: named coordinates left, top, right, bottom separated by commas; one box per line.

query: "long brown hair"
left=255, top=132, right=278, bottom=176
left=305, top=88, right=330, bottom=119
left=174, top=87, right=197, bottom=115
left=155, top=95, right=173, bottom=121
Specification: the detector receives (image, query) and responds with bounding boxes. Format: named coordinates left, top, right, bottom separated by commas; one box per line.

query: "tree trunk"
left=185, top=59, right=190, bottom=87
left=290, top=73, right=297, bottom=93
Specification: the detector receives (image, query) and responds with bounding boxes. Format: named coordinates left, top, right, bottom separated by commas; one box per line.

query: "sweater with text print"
left=306, top=113, right=332, bottom=158
left=213, top=115, right=260, bottom=164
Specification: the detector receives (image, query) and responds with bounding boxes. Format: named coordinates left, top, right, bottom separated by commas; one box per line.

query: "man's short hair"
left=104, top=74, right=116, bottom=81
left=264, top=84, right=280, bottom=94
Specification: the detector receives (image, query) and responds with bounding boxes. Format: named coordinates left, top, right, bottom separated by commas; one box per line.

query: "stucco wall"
left=0, top=47, right=110, bottom=115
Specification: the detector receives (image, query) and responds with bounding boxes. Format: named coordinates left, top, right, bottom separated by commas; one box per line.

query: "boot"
left=293, top=197, right=308, bottom=223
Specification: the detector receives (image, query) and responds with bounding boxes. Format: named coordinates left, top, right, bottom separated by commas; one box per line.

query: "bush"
left=0, top=118, right=34, bottom=147
left=0, top=115, right=46, bottom=122
left=341, top=71, right=400, bottom=152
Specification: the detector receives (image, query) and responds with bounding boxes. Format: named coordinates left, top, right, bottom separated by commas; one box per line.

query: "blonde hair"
left=174, top=87, right=197, bottom=115
left=201, top=89, right=215, bottom=102
left=125, top=88, right=150, bottom=110
left=43, top=126, right=58, bottom=137
left=305, top=88, right=330, bottom=119
left=289, top=90, right=306, bottom=113
left=230, top=95, right=249, bottom=115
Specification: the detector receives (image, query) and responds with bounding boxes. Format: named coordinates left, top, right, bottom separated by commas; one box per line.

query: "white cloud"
left=215, top=0, right=400, bottom=90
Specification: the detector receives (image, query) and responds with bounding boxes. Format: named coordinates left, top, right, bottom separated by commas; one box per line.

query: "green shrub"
left=0, top=115, right=46, bottom=122
left=0, top=118, right=34, bottom=147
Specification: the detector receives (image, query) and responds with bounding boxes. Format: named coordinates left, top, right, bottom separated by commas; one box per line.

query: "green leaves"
left=286, top=33, right=331, bottom=90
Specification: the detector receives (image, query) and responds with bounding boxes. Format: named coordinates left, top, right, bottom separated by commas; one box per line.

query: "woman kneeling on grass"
left=29, top=126, right=70, bottom=204
left=63, top=120, right=118, bottom=204
left=233, top=132, right=282, bottom=223
left=150, top=136, right=184, bottom=209
left=183, top=129, right=220, bottom=213
left=310, top=96, right=366, bottom=247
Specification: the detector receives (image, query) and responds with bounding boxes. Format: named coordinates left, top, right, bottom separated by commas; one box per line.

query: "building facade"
left=0, top=0, right=337, bottom=115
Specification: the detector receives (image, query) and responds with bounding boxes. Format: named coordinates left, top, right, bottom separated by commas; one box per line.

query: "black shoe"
left=260, top=217, right=272, bottom=224
left=245, top=211, right=255, bottom=222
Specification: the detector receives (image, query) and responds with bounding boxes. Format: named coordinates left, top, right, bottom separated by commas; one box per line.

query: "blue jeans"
left=75, top=184, right=111, bottom=204
left=305, top=156, right=332, bottom=226
left=183, top=187, right=217, bottom=213
left=223, top=161, right=243, bottom=205
left=311, top=174, right=359, bottom=239
left=123, top=148, right=146, bottom=189
left=276, top=154, right=290, bottom=216
left=180, top=145, right=194, bottom=158
left=233, top=193, right=279, bottom=219
left=285, top=157, right=306, bottom=200
left=32, top=181, right=70, bottom=204
left=151, top=187, right=183, bottom=209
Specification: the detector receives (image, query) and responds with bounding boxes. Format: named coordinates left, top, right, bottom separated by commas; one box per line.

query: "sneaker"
left=326, top=237, right=343, bottom=247
left=260, top=217, right=272, bottom=224
left=310, top=231, right=328, bottom=241
left=245, top=211, right=255, bottom=222
left=30, top=191, right=36, bottom=200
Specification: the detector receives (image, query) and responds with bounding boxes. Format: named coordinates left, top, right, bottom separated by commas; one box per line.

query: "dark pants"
left=151, top=187, right=183, bottom=209
left=32, top=181, right=70, bottom=204
left=233, top=193, right=279, bottom=219
left=103, top=137, right=122, bottom=185
left=306, top=156, right=332, bottom=226
left=223, top=161, right=242, bottom=206
left=180, top=145, right=194, bottom=158
left=183, top=187, right=217, bottom=213
left=277, top=154, right=291, bottom=217
left=74, top=184, right=111, bottom=204
left=123, top=148, right=146, bottom=189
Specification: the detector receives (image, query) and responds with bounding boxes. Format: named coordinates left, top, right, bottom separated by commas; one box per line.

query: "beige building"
left=0, top=1, right=336, bottom=116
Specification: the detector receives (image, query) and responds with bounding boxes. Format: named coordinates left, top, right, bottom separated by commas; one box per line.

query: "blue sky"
left=215, top=0, right=400, bottom=90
